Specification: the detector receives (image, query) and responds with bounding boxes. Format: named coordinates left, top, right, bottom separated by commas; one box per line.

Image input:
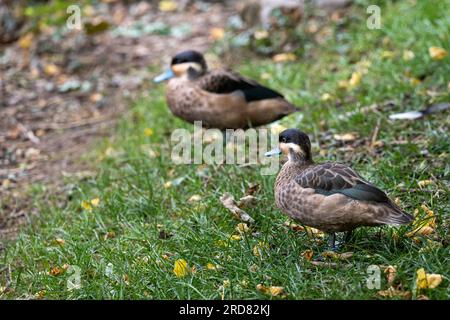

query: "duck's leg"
left=327, top=233, right=336, bottom=250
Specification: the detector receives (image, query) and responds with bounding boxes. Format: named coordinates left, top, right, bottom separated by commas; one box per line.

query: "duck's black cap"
left=279, top=129, right=311, bottom=147
left=171, top=50, right=206, bottom=67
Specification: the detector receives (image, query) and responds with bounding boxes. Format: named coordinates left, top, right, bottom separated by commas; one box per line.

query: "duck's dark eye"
left=281, top=137, right=287, bottom=143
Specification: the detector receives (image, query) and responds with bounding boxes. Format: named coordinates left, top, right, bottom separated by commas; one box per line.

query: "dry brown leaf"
left=322, top=251, right=354, bottom=260
left=284, top=221, right=305, bottom=231
left=245, top=183, right=260, bottom=196
left=429, top=46, right=448, bottom=60
left=377, top=286, right=411, bottom=299
left=302, top=249, right=314, bottom=261
left=49, top=266, right=62, bottom=276
left=384, top=265, right=397, bottom=285
left=220, top=193, right=254, bottom=223
left=237, top=195, right=257, bottom=208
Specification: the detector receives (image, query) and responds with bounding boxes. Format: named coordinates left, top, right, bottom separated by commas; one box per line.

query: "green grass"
left=1, top=0, right=449, bottom=299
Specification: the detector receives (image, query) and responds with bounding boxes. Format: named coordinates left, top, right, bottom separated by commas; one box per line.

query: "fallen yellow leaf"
left=81, top=200, right=92, bottom=211
left=260, top=73, right=272, bottom=80
left=173, top=259, right=189, bottom=278
left=349, top=71, right=362, bottom=87
left=416, top=268, right=427, bottom=289
left=209, top=27, right=225, bottom=41
left=236, top=223, right=250, bottom=234
left=253, top=241, right=269, bottom=257
left=381, top=50, right=395, bottom=59
left=272, top=53, right=296, bottom=63
left=164, top=181, right=172, bottom=188
left=409, top=77, right=421, bottom=86
left=426, top=274, right=443, bottom=289
left=144, top=128, right=154, bottom=137
left=320, top=93, right=333, bottom=101
left=254, top=30, right=269, bottom=40
left=406, top=204, right=436, bottom=237
left=43, top=63, right=60, bottom=76
left=268, top=286, right=285, bottom=296
left=333, top=133, right=358, bottom=142
left=159, top=0, right=177, bottom=12
left=429, top=46, right=448, bottom=60
left=256, top=284, right=285, bottom=296
left=402, top=50, right=415, bottom=61
left=91, top=198, right=100, bottom=207
left=230, top=235, right=242, bottom=241
left=18, top=33, right=34, bottom=50
left=417, top=180, right=433, bottom=188
left=416, top=268, right=443, bottom=290
left=54, top=238, right=65, bottom=245
left=188, top=194, right=202, bottom=202
left=36, top=290, right=46, bottom=299
left=206, top=263, right=216, bottom=270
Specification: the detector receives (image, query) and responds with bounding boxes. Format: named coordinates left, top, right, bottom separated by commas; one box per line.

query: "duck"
left=265, top=128, right=414, bottom=249
left=153, top=50, right=299, bottom=130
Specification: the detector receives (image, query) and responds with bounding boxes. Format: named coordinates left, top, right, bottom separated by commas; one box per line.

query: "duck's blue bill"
left=153, top=69, right=174, bottom=83
left=265, top=147, right=282, bottom=157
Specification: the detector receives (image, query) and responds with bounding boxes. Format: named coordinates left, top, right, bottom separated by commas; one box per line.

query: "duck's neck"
left=276, top=158, right=313, bottom=188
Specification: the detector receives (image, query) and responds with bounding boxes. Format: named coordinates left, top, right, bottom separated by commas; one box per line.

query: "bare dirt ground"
left=0, top=1, right=234, bottom=238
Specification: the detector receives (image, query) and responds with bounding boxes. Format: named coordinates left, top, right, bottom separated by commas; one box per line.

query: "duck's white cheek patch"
left=285, top=143, right=302, bottom=154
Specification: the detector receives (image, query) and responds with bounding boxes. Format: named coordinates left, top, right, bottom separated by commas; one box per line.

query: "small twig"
left=398, top=188, right=437, bottom=194
left=369, top=117, right=381, bottom=149
left=31, top=114, right=116, bottom=131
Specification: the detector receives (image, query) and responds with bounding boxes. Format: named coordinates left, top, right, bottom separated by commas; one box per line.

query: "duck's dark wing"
left=197, top=70, right=284, bottom=102
left=294, top=163, right=390, bottom=203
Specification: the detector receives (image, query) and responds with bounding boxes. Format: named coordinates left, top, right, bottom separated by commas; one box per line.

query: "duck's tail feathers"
left=283, top=102, right=301, bottom=114
left=379, top=202, right=414, bottom=225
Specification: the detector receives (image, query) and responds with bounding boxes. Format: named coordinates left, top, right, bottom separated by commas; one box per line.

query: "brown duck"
left=265, top=129, right=413, bottom=248
left=153, top=50, right=298, bottom=129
